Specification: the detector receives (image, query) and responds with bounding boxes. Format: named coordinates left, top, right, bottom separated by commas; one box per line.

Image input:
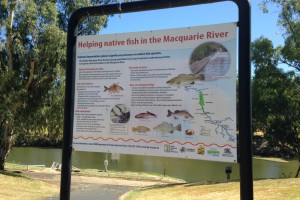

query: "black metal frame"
left=61, top=0, right=252, bottom=199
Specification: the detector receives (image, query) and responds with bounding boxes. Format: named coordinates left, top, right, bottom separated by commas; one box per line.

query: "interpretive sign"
left=73, top=22, right=237, bottom=162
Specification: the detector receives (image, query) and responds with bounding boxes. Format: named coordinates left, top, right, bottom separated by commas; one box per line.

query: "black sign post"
left=61, top=0, right=252, bottom=199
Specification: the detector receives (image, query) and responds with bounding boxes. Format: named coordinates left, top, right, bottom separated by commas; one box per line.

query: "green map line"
left=198, top=91, right=205, bottom=111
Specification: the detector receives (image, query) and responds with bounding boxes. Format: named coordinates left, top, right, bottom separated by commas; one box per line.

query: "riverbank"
left=8, top=147, right=299, bottom=182
left=1, top=167, right=299, bottom=200
left=1, top=164, right=183, bottom=200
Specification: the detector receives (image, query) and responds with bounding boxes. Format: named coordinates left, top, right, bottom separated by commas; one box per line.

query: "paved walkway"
left=21, top=170, right=161, bottom=200
left=45, top=183, right=136, bottom=200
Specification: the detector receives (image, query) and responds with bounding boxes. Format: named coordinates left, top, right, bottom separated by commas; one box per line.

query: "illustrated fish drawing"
left=132, top=126, right=150, bottom=133
left=166, top=73, right=205, bottom=87
left=104, top=83, right=123, bottom=94
left=135, top=111, right=157, bottom=119
left=153, top=122, right=181, bottom=134
left=167, top=110, right=194, bottom=121
left=185, top=129, right=195, bottom=136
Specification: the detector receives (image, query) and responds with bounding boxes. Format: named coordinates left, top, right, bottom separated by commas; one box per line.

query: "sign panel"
left=73, top=23, right=237, bottom=162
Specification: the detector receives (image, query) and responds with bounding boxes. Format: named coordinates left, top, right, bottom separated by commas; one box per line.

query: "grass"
left=1, top=163, right=182, bottom=200
left=6, top=162, right=183, bottom=183
left=2, top=162, right=299, bottom=200
left=124, top=178, right=300, bottom=200
left=253, top=156, right=289, bottom=163
left=5, top=162, right=46, bottom=171
left=74, top=168, right=184, bottom=183
left=0, top=170, right=59, bottom=200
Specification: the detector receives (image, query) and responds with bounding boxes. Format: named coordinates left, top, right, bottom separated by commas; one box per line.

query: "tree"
left=251, top=37, right=300, bottom=177
left=260, top=0, right=300, bottom=178
left=260, top=0, right=300, bottom=71
left=0, top=0, right=66, bottom=170
left=0, top=0, right=118, bottom=170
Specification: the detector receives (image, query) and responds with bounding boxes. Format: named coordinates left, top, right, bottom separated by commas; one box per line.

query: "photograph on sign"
left=73, top=22, right=237, bottom=162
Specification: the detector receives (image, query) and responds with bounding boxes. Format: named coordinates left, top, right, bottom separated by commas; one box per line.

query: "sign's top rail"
left=68, top=0, right=240, bottom=33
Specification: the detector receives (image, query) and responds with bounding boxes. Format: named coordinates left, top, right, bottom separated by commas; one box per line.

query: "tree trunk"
left=1, top=1, right=16, bottom=171
left=0, top=121, right=13, bottom=170
left=6, top=2, right=15, bottom=71
left=25, top=61, right=35, bottom=90
left=296, top=159, right=300, bottom=178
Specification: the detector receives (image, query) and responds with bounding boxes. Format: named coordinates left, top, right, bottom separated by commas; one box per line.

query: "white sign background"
left=73, top=23, right=237, bottom=162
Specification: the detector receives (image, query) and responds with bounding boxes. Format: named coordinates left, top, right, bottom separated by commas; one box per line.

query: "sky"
left=101, top=0, right=283, bottom=47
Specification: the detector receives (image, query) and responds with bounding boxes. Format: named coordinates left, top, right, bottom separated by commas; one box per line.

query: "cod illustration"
left=166, top=73, right=205, bottom=87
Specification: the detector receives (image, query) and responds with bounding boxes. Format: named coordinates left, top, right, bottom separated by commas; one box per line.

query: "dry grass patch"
left=254, top=179, right=300, bottom=200
left=0, top=172, right=59, bottom=200
left=77, top=168, right=183, bottom=183
left=125, top=178, right=300, bottom=200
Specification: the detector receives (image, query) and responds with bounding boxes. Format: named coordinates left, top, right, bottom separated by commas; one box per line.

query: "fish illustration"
left=153, top=122, right=181, bottom=134
left=167, top=110, right=194, bottom=121
left=132, top=126, right=150, bottom=133
left=135, top=111, right=157, bottom=119
left=166, top=73, right=205, bottom=87
left=104, top=83, right=123, bottom=94
left=185, top=129, right=195, bottom=136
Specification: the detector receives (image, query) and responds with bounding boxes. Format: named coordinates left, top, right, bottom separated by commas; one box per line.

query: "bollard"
left=225, top=166, right=232, bottom=180
left=104, top=159, right=108, bottom=172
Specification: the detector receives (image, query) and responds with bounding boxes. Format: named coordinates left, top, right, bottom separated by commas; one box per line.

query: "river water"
left=7, top=147, right=298, bottom=182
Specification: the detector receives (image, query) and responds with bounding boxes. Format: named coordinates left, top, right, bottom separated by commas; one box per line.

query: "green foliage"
left=260, top=0, right=300, bottom=71
left=57, top=0, right=119, bottom=35
left=0, top=72, right=26, bottom=125
left=251, top=37, right=300, bottom=158
left=251, top=36, right=279, bottom=68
